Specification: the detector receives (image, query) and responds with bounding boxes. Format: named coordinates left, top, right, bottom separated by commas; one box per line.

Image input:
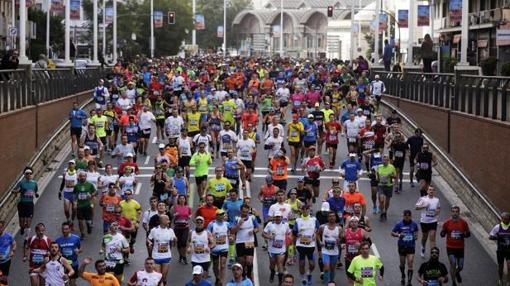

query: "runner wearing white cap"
left=263, top=210, right=292, bottom=284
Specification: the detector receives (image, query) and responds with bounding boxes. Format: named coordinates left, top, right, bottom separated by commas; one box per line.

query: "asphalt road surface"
left=7, top=116, right=498, bottom=286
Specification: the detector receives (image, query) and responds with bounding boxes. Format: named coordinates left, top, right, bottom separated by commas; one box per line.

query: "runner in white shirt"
left=165, top=110, right=185, bottom=140
left=219, top=123, right=238, bottom=160
left=208, top=209, right=231, bottom=286
left=354, top=109, right=367, bottom=127
left=137, top=106, right=156, bottom=155
left=99, top=164, right=119, bottom=194
left=231, top=204, right=260, bottom=281
left=193, top=128, right=214, bottom=153
left=343, top=113, right=361, bottom=154
left=127, top=257, right=163, bottom=286
left=317, top=211, right=343, bottom=283
left=101, top=221, right=130, bottom=282
left=415, top=186, right=441, bottom=258
left=236, top=130, right=256, bottom=181
left=177, top=131, right=194, bottom=177
left=117, top=92, right=132, bottom=111
left=262, top=211, right=292, bottom=285
left=293, top=204, right=320, bottom=286
left=188, top=216, right=215, bottom=278
left=147, top=215, right=176, bottom=285
left=265, top=117, right=285, bottom=140
left=33, top=242, right=75, bottom=286
left=276, top=83, right=290, bottom=115
left=264, top=128, right=284, bottom=160
left=268, top=190, right=293, bottom=223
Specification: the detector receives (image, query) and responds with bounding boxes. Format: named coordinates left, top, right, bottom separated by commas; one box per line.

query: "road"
left=7, top=115, right=498, bottom=286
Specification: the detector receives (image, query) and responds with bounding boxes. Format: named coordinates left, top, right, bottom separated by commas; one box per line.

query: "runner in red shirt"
left=325, top=114, right=342, bottom=168
left=195, top=194, right=218, bottom=228
left=24, top=223, right=51, bottom=286
left=359, top=119, right=376, bottom=170
left=440, top=206, right=471, bottom=285
left=301, top=146, right=325, bottom=202
left=242, top=107, right=259, bottom=130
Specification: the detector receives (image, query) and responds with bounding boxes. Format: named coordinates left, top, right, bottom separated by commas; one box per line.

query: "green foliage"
left=480, top=57, right=497, bottom=76
left=27, top=8, right=65, bottom=60
left=501, top=63, right=510, bottom=77
left=195, top=0, right=251, bottom=50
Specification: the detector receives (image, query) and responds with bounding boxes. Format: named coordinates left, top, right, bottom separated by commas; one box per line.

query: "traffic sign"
left=9, top=27, right=17, bottom=37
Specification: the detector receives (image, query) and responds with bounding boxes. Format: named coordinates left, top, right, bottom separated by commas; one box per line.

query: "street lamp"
left=279, top=0, right=283, bottom=56
left=113, top=0, right=117, bottom=63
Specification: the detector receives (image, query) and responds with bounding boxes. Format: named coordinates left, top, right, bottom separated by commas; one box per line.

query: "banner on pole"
left=51, top=0, right=64, bottom=12
left=195, top=14, right=205, bottom=30
left=417, top=5, right=430, bottom=26
left=154, top=11, right=163, bottom=28
left=398, top=9, right=408, bottom=28
left=15, top=0, right=33, bottom=8
left=105, top=7, right=113, bottom=25
left=449, top=0, right=462, bottom=23
left=217, top=26, right=224, bottom=38
left=496, top=9, right=510, bottom=46
left=70, top=0, right=80, bottom=20
left=272, top=25, right=281, bottom=37
left=378, top=13, right=388, bottom=31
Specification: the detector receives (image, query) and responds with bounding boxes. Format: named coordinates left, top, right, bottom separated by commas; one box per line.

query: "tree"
left=195, top=0, right=251, bottom=50
left=28, top=8, right=65, bottom=60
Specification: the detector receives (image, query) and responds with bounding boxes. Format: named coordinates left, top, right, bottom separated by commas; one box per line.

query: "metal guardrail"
left=0, top=68, right=105, bottom=113
left=376, top=71, right=510, bottom=121
left=381, top=99, right=501, bottom=221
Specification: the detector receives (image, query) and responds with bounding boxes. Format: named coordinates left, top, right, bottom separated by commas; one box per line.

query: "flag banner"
left=105, top=7, right=113, bottom=25
left=70, top=0, right=80, bottom=20
left=272, top=25, right=281, bottom=37
left=417, top=5, right=430, bottom=26
left=398, top=9, right=408, bottom=28
left=449, top=0, right=462, bottom=23
left=217, top=26, right=224, bottom=38
left=51, top=0, right=64, bottom=12
left=195, top=14, right=205, bottom=30
left=154, top=11, right=163, bottom=28
left=379, top=13, right=388, bottom=31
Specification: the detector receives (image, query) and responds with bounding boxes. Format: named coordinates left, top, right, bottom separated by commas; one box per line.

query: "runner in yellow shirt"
left=207, top=167, right=233, bottom=208
left=287, top=114, right=304, bottom=172
left=346, top=241, right=384, bottom=286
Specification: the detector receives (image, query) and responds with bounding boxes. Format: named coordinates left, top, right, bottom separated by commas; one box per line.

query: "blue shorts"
left=63, top=192, right=75, bottom=202
left=262, top=207, right=270, bottom=221
left=154, top=258, right=172, bottom=264
left=268, top=251, right=286, bottom=258
left=322, top=253, right=339, bottom=265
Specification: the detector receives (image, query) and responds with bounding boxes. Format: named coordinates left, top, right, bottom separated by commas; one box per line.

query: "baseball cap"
left=83, top=146, right=91, bottom=150
left=375, top=74, right=380, bottom=79
left=297, top=176, right=305, bottom=182
left=265, top=175, right=273, bottom=183
left=158, top=143, right=165, bottom=149
left=321, top=202, right=331, bottom=212
left=108, top=182, right=116, bottom=188
left=350, top=216, right=360, bottom=221
left=192, top=265, right=203, bottom=275
left=24, top=168, right=33, bottom=174
left=274, top=211, right=283, bottom=217
left=216, top=209, right=225, bottom=215
left=314, top=102, right=320, bottom=107
left=349, top=153, right=357, bottom=157
left=195, top=216, right=204, bottom=222
left=288, top=189, right=297, bottom=195
left=125, top=153, right=134, bottom=157
left=68, top=159, right=76, bottom=164
left=356, top=108, right=363, bottom=112
left=307, top=114, right=314, bottom=119
left=232, top=263, right=243, bottom=270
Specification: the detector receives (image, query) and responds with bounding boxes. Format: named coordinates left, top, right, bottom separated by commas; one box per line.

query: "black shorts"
left=0, top=260, right=11, bottom=276
left=304, top=177, right=320, bottom=187
left=220, top=151, right=227, bottom=158
left=191, top=261, right=211, bottom=272
left=174, top=227, right=190, bottom=248
left=195, top=175, right=208, bottom=185
left=326, top=143, right=338, bottom=149
left=288, top=141, right=301, bottom=148
left=296, top=246, right=315, bottom=261
left=211, top=251, right=228, bottom=259
left=398, top=245, right=416, bottom=256
left=409, top=153, right=418, bottom=166
left=226, top=176, right=239, bottom=190
left=273, top=179, right=287, bottom=191
left=279, top=101, right=288, bottom=107
left=17, top=202, right=34, bottom=218
left=369, top=173, right=378, bottom=187
left=156, top=118, right=165, bottom=128
left=70, top=127, right=82, bottom=137
left=76, top=206, right=93, bottom=221
left=497, top=250, right=510, bottom=264
left=106, top=262, right=124, bottom=275
left=236, top=243, right=255, bottom=257
left=212, top=197, right=225, bottom=209
left=99, top=136, right=107, bottom=145
left=446, top=247, right=464, bottom=258
left=393, top=160, right=405, bottom=170
left=241, top=160, right=253, bottom=171
left=417, top=171, right=432, bottom=184
left=178, top=156, right=191, bottom=167
left=420, top=222, right=438, bottom=233
left=378, top=185, right=393, bottom=198
left=303, top=141, right=316, bottom=148
left=106, top=130, right=112, bottom=136
left=141, top=129, right=151, bottom=139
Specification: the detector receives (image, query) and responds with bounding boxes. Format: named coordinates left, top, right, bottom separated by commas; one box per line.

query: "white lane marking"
left=144, top=156, right=150, bottom=165
left=245, top=180, right=260, bottom=286
left=152, top=136, right=157, bottom=144
left=135, top=183, right=142, bottom=195
left=371, top=243, right=381, bottom=258
left=189, top=182, right=195, bottom=206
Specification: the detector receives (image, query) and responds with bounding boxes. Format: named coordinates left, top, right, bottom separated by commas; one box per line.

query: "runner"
left=207, top=167, right=233, bottom=209
left=24, top=223, right=51, bottom=286
left=258, top=175, right=279, bottom=226
left=165, top=108, right=185, bottom=141
left=391, top=210, right=419, bottom=286
left=346, top=241, right=384, bottom=286
left=293, top=204, right=319, bottom=286
left=188, top=216, right=215, bottom=278
left=226, top=263, right=253, bottom=286
left=389, top=133, right=408, bottom=194
left=0, top=221, right=15, bottom=280
left=231, top=204, right=260, bottom=281
left=32, top=242, right=74, bottom=286
left=147, top=215, right=177, bottom=286
left=343, top=113, right=360, bottom=155
left=127, top=257, right=163, bottom=286
left=55, top=221, right=82, bottom=286
left=301, top=146, right=325, bottom=202
left=406, top=128, right=424, bottom=188
left=170, top=195, right=192, bottom=265
left=69, top=102, right=88, bottom=156
left=190, top=142, right=213, bottom=202
left=119, top=189, right=142, bottom=257
left=236, top=130, right=256, bottom=181
left=265, top=128, right=285, bottom=162
left=440, top=205, right=470, bottom=286
left=263, top=211, right=292, bottom=285
left=489, top=212, right=510, bottom=286
left=177, top=129, right=194, bottom=179
left=324, top=114, right=341, bottom=168
left=287, top=113, right=304, bottom=172
left=73, top=171, right=96, bottom=239
left=268, top=151, right=290, bottom=192
left=78, top=257, right=120, bottom=286
left=415, top=186, right=441, bottom=258
left=59, top=160, right=78, bottom=230
left=415, top=144, right=437, bottom=196
left=340, top=153, right=362, bottom=192
left=219, top=121, right=238, bottom=161
left=223, top=148, right=246, bottom=191
left=376, top=154, right=396, bottom=222
left=342, top=182, right=367, bottom=219
left=208, top=209, right=230, bottom=286
left=13, top=167, right=39, bottom=237
left=416, top=247, right=449, bottom=285
left=185, top=265, right=212, bottom=286
left=101, top=221, right=129, bottom=283
left=317, top=211, right=342, bottom=283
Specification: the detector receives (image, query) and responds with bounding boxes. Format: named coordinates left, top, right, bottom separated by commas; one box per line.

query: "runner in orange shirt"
left=268, top=151, right=290, bottom=192
left=342, top=181, right=367, bottom=219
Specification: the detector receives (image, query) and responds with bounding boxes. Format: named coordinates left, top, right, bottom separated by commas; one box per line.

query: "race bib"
left=229, top=179, right=237, bottom=185
left=244, top=241, right=255, bottom=248
left=290, top=130, right=299, bottom=137
left=300, top=235, right=312, bottom=245
left=224, top=106, right=232, bottom=111
left=194, top=243, right=206, bottom=253
left=426, top=209, right=436, bottom=217
left=276, top=166, right=285, bottom=176
left=347, top=244, right=359, bottom=254
left=31, top=249, right=46, bottom=264
left=324, top=240, right=336, bottom=250
left=451, top=231, right=462, bottom=239
left=62, top=248, right=74, bottom=257
left=105, top=260, right=117, bottom=268
left=420, top=162, right=430, bottom=170
left=395, top=151, right=404, bottom=158
left=190, top=119, right=198, bottom=125
left=65, top=180, right=75, bottom=188
left=272, top=239, right=284, bottom=249
left=379, top=176, right=388, bottom=184
left=216, top=234, right=227, bottom=245
left=78, top=192, right=89, bottom=200
left=293, top=101, right=301, bottom=107
left=24, top=190, right=34, bottom=198
left=403, top=234, right=414, bottom=242
left=158, top=242, right=169, bottom=253
left=361, top=267, right=374, bottom=278
left=106, top=204, right=115, bottom=212
left=426, top=280, right=439, bottom=286
left=348, top=137, right=356, bottom=143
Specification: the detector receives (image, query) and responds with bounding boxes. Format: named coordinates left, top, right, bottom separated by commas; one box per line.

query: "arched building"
left=233, top=0, right=373, bottom=60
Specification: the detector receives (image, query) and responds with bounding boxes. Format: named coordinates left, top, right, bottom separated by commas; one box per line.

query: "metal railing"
left=0, top=67, right=105, bottom=113
left=376, top=71, right=510, bottom=121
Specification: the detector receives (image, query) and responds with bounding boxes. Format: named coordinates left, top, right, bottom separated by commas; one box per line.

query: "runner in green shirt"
left=73, top=172, right=96, bottom=239
left=90, top=110, right=109, bottom=139
left=375, top=155, right=397, bottom=222
left=347, top=241, right=384, bottom=286
left=190, top=142, right=213, bottom=202
left=222, top=95, right=237, bottom=126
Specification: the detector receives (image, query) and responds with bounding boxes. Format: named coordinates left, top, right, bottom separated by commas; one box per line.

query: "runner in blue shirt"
left=55, top=221, right=81, bottom=284
left=0, top=221, right=16, bottom=277
left=391, top=210, right=419, bottom=286
left=340, top=153, right=362, bottom=190
left=226, top=263, right=254, bottom=286
left=185, top=265, right=213, bottom=286
left=13, top=168, right=39, bottom=236
left=303, top=114, right=318, bottom=149
left=69, top=102, right=87, bottom=156
left=222, top=189, right=244, bottom=224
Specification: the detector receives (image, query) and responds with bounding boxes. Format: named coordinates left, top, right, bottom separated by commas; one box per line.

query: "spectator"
left=383, top=39, right=394, bottom=71
left=421, top=34, right=435, bottom=73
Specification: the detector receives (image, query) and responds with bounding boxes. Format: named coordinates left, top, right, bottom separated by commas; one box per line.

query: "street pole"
left=459, top=0, right=468, bottom=65
left=46, top=0, right=51, bottom=58
left=150, top=0, right=154, bottom=58
left=373, top=0, right=380, bottom=64
left=18, top=0, right=29, bottom=63
left=102, top=0, right=106, bottom=60
left=192, top=0, right=196, bottom=46
left=92, top=0, right=99, bottom=64
left=407, top=0, right=415, bottom=66
left=350, top=0, right=355, bottom=61
left=11, top=0, right=15, bottom=50
left=279, top=0, right=283, bottom=56
left=223, top=0, right=226, bottom=57
left=64, top=0, right=71, bottom=64
left=357, top=0, right=361, bottom=47
left=113, top=0, right=117, bottom=63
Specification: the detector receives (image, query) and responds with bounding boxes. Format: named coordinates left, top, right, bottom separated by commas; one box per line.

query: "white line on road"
left=152, top=136, right=157, bottom=144
left=144, top=156, right=150, bottom=165
left=245, top=181, right=260, bottom=286
left=135, top=183, right=142, bottom=195
left=371, top=243, right=381, bottom=258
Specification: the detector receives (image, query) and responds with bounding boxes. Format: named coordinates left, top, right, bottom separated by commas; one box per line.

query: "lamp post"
left=279, top=0, right=283, bottom=56
left=458, top=0, right=468, bottom=65
left=91, top=0, right=99, bottom=64
left=46, top=0, right=51, bottom=58
left=18, top=0, right=29, bottom=63
left=192, top=0, right=196, bottom=46
left=407, top=0, right=415, bottom=66
left=112, top=0, right=117, bottom=63
left=223, top=0, right=227, bottom=57
left=374, top=0, right=381, bottom=64
left=63, top=0, right=71, bottom=64
left=150, top=0, right=154, bottom=58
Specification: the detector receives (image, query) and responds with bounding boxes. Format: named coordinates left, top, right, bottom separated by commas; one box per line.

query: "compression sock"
left=278, top=273, right=283, bottom=285
left=318, top=257, right=324, bottom=272
left=400, top=265, right=405, bottom=279
left=407, top=270, right=413, bottom=282
left=323, top=270, right=329, bottom=283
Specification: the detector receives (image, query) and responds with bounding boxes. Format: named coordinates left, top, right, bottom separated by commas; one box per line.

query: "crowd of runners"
left=4, top=55, right=510, bottom=286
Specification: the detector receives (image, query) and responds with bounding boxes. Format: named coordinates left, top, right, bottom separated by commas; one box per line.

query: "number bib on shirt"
left=300, top=235, right=312, bottom=245
left=324, top=240, right=336, bottom=250
left=360, top=267, right=374, bottom=278
left=158, top=242, right=169, bottom=253
left=272, top=239, right=284, bottom=249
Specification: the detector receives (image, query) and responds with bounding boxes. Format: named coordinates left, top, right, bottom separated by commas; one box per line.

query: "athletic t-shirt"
left=377, top=164, right=396, bottom=187
left=441, top=218, right=469, bottom=249
left=0, top=232, right=14, bottom=263
left=148, top=226, right=177, bottom=260
left=73, top=182, right=96, bottom=208
left=347, top=255, right=383, bottom=286
left=287, top=122, right=304, bottom=143
left=207, top=177, right=233, bottom=198
left=103, top=232, right=129, bottom=263
left=392, top=220, right=419, bottom=248
left=236, top=139, right=256, bottom=161
left=82, top=272, right=120, bottom=286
